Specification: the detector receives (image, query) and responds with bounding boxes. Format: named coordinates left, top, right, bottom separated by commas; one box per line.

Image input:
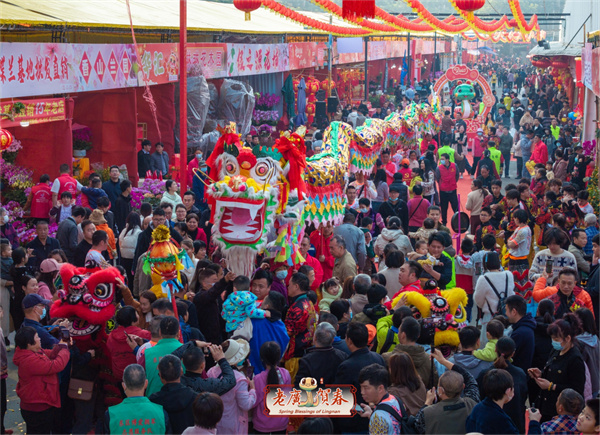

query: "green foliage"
left=3, top=188, right=27, bottom=206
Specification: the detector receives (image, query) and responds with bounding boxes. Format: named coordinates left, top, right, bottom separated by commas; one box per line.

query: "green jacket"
left=376, top=315, right=399, bottom=353
left=145, top=338, right=182, bottom=397
left=107, top=396, right=168, bottom=434
left=437, top=145, right=456, bottom=163
left=488, top=146, right=502, bottom=175
left=473, top=338, right=498, bottom=362
left=442, top=251, right=456, bottom=290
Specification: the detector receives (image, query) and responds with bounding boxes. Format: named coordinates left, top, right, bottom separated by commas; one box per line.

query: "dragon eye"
left=255, top=162, right=269, bottom=176
left=94, top=283, right=111, bottom=300
left=225, top=163, right=236, bottom=174
left=70, top=276, right=82, bottom=286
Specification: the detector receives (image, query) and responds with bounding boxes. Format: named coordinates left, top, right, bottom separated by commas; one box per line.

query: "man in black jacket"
left=334, top=322, right=385, bottom=434
left=587, top=234, right=599, bottom=319
left=137, top=139, right=153, bottom=179
left=113, top=180, right=132, bottom=234
left=172, top=342, right=236, bottom=395
left=378, top=185, right=409, bottom=235
left=132, top=208, right=183, bottom=269
left=149, top=355, right=197, bottom=435
left=294, top=322, right=347, bottom=388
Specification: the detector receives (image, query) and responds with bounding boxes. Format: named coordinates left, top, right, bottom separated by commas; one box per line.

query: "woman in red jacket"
left=186, top=213, right=208, bottom=244
left=13, top=326, right=70, bottom=434
left=106, top=306, right=152, bottom=385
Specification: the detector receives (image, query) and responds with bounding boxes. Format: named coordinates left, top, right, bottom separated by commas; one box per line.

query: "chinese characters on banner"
left=265, top=383, right=356, bottom=417
left=0, top=98, right=66, bottom=128
left=135, top=43, right=180, bottom=85
left=227, top=43, right=289, bottom=77
left=186, top=44, right=227, bottom=78
left=2, top=41, right=457, bottom=99
left=289, top=42, right=318, bottom=70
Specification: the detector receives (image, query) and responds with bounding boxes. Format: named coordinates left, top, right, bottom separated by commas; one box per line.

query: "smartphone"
left=124, top=330, right=131, bottom=341
left=354, top=404, right=364, bottom=413
left=60, top=327, right=70, bottom=342
left=530, top=407, right=538, bottom=413
left=545, top=258, right=553, bottom=274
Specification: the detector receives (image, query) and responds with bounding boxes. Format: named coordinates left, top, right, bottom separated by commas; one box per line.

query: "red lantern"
left=551, top=58, right=569, bottom=69
left=307, top=80, right=320, bottom=94
left=233, top=0, right=262, bottom=21
left=342, top=0, right=375, bottom=19
left=455, top=0, right=485, bottom=20
left=0, top=129, right=13, bottom=152
left=575, top=57, right=583, bottom=87
left=306, top=102, right=316, bottom=115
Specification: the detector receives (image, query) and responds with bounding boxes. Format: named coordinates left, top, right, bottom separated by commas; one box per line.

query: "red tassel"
left=342, top=0, right=375, bottom=19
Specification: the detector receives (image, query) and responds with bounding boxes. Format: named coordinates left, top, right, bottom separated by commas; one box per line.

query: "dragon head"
left=204, top=123, right=307, bottom=276
left=50, top=264, right=123, bottom=337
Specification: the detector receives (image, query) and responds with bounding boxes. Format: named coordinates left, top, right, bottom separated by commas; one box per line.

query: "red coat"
left=13, top=345, right=70, bottom=409
left=531, top=141, right=548, bottom=165
left=437, top=163, right=458, bottom=191
left=107, top=325, right=152, bottom=381
left=187, top=158, right=199, bottom=190
left=309, top=230, right=335, bottom=280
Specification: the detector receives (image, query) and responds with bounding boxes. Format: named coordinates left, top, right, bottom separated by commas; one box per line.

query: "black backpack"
left=376, top=397, right=417, bottom=435
left=485, top=274, right=508, bottom=317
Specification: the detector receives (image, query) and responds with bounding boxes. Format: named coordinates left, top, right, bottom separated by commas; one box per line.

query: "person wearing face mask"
left=271, top=263, right=289, bottom=297
left=528, top=313, right=586, bottom=423
left=21, top=293, right=68, bottom=349
left=187, top=149, right=204, bottom=190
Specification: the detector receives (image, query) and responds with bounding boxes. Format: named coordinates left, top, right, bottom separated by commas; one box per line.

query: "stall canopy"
left=528, top=41, right=582, bottom=58
left=0, top=0, right=362, bottom=34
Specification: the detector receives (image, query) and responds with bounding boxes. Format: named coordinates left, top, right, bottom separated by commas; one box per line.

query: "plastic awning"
left=0, top=0, right=361, bottom=34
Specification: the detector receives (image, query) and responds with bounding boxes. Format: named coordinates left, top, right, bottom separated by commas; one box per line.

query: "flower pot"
left=73, top=149, right=87, bottom=158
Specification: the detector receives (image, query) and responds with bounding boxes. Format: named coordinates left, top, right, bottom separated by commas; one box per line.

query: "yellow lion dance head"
left=392, top=288, right=468, bottom=350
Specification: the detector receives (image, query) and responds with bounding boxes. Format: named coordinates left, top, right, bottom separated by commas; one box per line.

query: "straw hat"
left=223, top=338, right=250, bottom=366
left=89, top=209, right=107, bottom=225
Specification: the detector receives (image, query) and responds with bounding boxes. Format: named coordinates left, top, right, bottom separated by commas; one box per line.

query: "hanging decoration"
left=233, top=0, right=263, bottom=21
left=454, top=0, right=485, bottom=21
left=258, top=0, right=539, bottom=38
left=342, top=0, right=375, bottom=19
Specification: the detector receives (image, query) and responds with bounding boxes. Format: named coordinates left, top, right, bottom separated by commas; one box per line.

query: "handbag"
left=68, top=378, right=94, bottom=401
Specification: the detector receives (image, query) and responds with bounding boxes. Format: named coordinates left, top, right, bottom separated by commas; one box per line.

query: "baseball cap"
left=40, top=258, right=60, bottom=274
left=22, top=294, right=49, bottom=310
left=401, top=158, right=410, bottom=166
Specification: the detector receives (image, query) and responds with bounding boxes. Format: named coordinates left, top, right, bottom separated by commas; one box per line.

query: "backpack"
left=376, top=397, right=417, bottom=435
left=485, top=274, right=508, bottom=316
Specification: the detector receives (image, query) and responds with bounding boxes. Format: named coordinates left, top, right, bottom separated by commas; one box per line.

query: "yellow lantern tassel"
left=245, top=12, right=251, bottom=20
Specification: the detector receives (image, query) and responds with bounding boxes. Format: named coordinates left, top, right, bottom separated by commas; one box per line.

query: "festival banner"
left=0, top=43, right=138, bottom=98
left=186, top=43, right=227, bottom=78
left=227, top=43, right=289, bottom=77
left=289, top=42, right=318, bottom=70
left=136, top=43, right=179, bottom=85
left=0, top=97, right=66, bottom=127
left=367, top=41, right=387, bottom=61
left=582, top=43, right=600, bottom=97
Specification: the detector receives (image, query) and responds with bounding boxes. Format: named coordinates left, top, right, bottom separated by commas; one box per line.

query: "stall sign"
left=367, top=41, right=387, bottom=61
left=227, top=43, right=289, bottom=77
left=0, top=98, right=66, bottom=128
left=136, top=43, right=179, bottom=85
left=186, top=43, right=227, bottom=78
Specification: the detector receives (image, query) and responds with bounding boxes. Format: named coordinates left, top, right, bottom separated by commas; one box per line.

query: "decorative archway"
left=433, top=65, right=494, bottom=141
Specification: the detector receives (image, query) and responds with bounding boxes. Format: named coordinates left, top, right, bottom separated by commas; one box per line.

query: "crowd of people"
left=0, top=59, right=598, bottom=435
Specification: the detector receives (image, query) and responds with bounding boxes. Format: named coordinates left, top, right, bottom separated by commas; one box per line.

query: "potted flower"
left=73, top=127, right=93, bottom=157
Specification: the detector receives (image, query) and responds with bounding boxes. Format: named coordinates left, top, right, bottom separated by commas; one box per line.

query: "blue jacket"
left=22, top=318, right=58, bottom=350
left=249, top=315, right=289, bottom=375
left=151, top=152, right=169, bottom=176
left=465, top=397, right=519, bottom=434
